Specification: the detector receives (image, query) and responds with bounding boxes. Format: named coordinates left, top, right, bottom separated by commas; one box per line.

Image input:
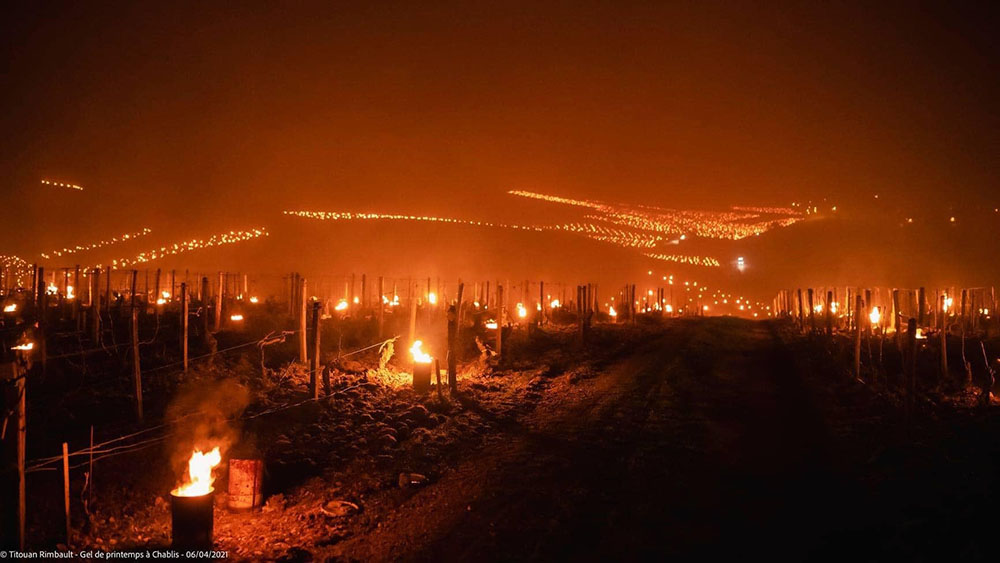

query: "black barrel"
left=170, top=490, right=214, bottom=550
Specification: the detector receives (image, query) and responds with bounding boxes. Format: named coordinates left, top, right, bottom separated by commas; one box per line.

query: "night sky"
left=2, top=2, right=998, bottom=290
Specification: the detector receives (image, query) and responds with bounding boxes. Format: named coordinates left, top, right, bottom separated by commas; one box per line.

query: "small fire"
left=550, top=299, right=561, bottom=308
left=813, top=304, right=823, bottom=314
left=161, top=290, right=171, bottom=300
left=485, top=319, right=498, bottom=330
left=609, top=305, right=617, bottom=317
left=3, top=304, right=16, bottom=313
left=665, top=304, right=673, bottom=313
left=410, top=340, right=432, bottom=364
left=173, top=447, right=222, bottom=497
left=66, top=285, right=75, bottom=300
left=428, top=292, right=437, bottom=305
left=943, top=296, right=953, bottom=312
left=230, top=314, right=244, bottom=322
left=352, top=296, right=360, bottom=304
left=47, top=284, right=58, bottom=295
left=11, top=342, right=34, bottom=351
left=915, top=328, right=927, bottom=340
left=249, top=296, right=259, bottom=304
left=156, top=297, right=167, bottom=305
left=335, top=299, right=349, bottom=311
left=869, top=307, right=881, bottom=326
left=516, top=303, right=527, bottom=318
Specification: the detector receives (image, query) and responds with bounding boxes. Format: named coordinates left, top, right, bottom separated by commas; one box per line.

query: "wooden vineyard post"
left=892, top=289, right=901, bottom=349
left=447, top=305, right=457, bottom=392
left=377, top=276, right=385, bottom=339
left=807, top=289, right=815, bottom=334
left=435, top=358, right=443, bottom=401
left=200, top=277, right=210, bottom=348
left=63, top=442, right=70, bottom=546
left=214, top=272, right=223, bottom=331
left=854, top=295, right=863, bottom=380
left=104, top=268, right=111, bottom=314
left=72, top=265, right=81, bottom=327
left=130, top=270, right=138, bottom=310
left=797, top=288, right=804, bottom=332
left=8, top=360, right=27, bottom=549
left=181, top=283, right=189, bottom=373
left=311, top=302, right=323, bottom=398
left=90, top=269, right=101, bottom=344
left=940, top=301, right=948, bottom=382
left=361, top=274, right=367, bottom=311
left=496, top=285, right=504, bottom=358
left=825, top=290, right=833, bottom=336
left=408, top=281, right=418, bottom=348
left=299, top=277, right=308, bottom=364
left=917, top=287, right=926, bottom=327
left=539, top=281, right=545, bottom=325
left=131, top=306, right=143, bottom=422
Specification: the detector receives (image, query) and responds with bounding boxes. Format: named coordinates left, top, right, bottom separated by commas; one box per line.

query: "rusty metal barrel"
left=170, top=490, right=214, bottom=550
left=412, top=362, right=432, bottom=393
left=227, top=458, right=264, bottom=512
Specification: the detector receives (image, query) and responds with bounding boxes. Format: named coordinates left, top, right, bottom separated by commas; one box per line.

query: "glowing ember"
left=249, top=296, right=259, bottom=304
left=3, top=304, right=16, bottom=313
left=869, top=307, right=881, bottom=325
left=335, top=299, right=349, bottom=311
left=410, top=340, right=432, bottom=364
left=173, top=447, right=222, bottom=497
left=353, top=296, right=360, bottom=304
left=230, top=314, right=244, bottom=322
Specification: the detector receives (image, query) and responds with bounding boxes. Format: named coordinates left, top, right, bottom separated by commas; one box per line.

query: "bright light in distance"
left=517, top=303, right=527, bottom=318
left=550, top=299, right=561, bottom=308
left=4, top=304, right=17, bottom=313
left=335, top=299, right=349, bottom=311
left=249, top=296, right=259, bottom=304
left=230, top=314, right=244, bottom=322
left=428, top=292, right=437, bottom=305
left=485, top=320, right=498, bottom=330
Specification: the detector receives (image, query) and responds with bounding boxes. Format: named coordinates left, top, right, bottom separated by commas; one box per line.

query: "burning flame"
left=230, top=314, right=244, bottom=321
left=335, top=299, right=349, bottom=311
left=249, top=296, right=259, bottom=304
left=517, top=303, right=527, bottom=318
left=410, top=340, right=432, bottom=364
left=609, top=305, right=617, bottom=317
left=47, top=284, right=58, bottom=295
left=550, top=299, right=561, bottom=308
left=11, top=342, right=34, bottom=351
left=428, top=292, right=437, bottom=305
left=66, top=285, right=75, bottom=300
left=943, top=297, right=953, bottom=312
left=161, top=290, right=171, bottom=300
left=665, top=304, right=673, bottom=313
left=156, top=297, right=167, bottom=305
left=173, top=447, right=222, bottom=497
left=869, top=307, right=881, bottom=326
left=915, top=328, right=927, bottom=340
left=485, top=319, right=498, bottom=330
left=3, top=304, right=16, bottom=313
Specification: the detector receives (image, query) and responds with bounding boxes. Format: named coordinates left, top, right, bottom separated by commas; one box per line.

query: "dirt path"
left=329, top=319, right=862, bottom=562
